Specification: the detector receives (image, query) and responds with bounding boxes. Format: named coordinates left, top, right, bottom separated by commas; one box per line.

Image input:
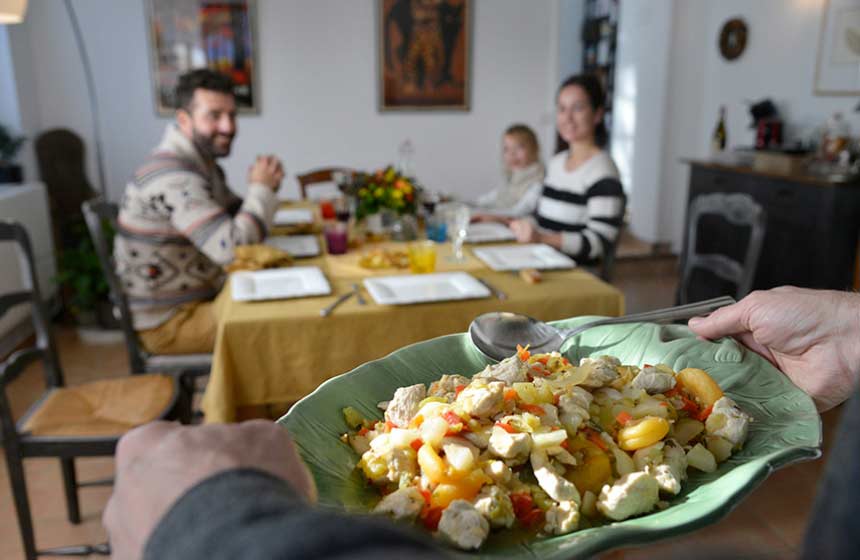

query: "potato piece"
left=617, top=417, right=670, bottom=451
left=513, top=382, right=539, bottom=405
left=672, top=418, right=704, bottom=446
left=706, top=435, right=734, bottom=463
left=677, top=368, right=724, bottom=408
left=686, top=443, right=717, bottom=473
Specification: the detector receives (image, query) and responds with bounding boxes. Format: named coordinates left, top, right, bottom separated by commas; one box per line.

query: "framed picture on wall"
left=814, top=0, right=860, bottom=95
left=146, top=0, right=259, bottom=115
left=378, top=0, right=471, bottom=111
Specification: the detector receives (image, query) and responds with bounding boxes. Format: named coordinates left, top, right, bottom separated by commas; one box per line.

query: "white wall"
left=659, top=0, right=860, bottom=251
left=610, top=0, right=674, bottom=244
left=10, top=0, right=559, bottom=202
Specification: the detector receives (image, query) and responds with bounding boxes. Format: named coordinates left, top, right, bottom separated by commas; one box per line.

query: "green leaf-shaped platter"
left=280, top=317, right=821, bottom=558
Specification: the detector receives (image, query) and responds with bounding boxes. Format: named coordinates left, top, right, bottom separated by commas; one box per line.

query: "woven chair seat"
left=21, top=374, right=175, bottom=437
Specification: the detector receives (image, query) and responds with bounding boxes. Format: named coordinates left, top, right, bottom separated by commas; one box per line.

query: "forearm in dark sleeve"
left=144, top=468, right=448, bottom=560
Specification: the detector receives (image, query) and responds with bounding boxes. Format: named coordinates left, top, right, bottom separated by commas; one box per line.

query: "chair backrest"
left=81, top=199, right=148, bottom=374
left=0, top=222, right=64, bottom=392
left=679, top=192, right=766, bottom=304
left=598, top=192, right=627, bottom=282
left=296, top=167, right=354, bottom=200
left=35, top=129, right=96, bottom=251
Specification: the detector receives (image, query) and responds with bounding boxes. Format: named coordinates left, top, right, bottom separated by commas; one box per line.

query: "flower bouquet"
left=351, top=166, right=419, bottom=220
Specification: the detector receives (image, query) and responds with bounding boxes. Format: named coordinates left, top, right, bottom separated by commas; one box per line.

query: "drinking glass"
left=442, top=202, right=470, bottom=262
left=408, top=240, right=437, bottom=274
left=324, top=222, right=349, bottom=255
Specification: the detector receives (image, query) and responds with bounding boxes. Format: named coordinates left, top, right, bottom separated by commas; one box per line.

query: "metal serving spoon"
left=468, top=296, right=736, bottom=362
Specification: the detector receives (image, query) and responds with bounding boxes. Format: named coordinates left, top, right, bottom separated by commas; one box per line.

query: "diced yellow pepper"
left=564, top=437, right=612, bottom=494
left=617, top=416, right=670, bottom=451
left=677, top=368, right=724, bottom=408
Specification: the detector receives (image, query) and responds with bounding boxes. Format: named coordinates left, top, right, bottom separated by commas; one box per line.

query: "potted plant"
left=54, top=221, right=117, bottom=330
left=0, top=123, right=26, bottom=184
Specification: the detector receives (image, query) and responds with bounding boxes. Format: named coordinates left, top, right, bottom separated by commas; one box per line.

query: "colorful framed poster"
left=378, top=0, right=471, bottom=111
left=147, top=0, right=258, bottom=114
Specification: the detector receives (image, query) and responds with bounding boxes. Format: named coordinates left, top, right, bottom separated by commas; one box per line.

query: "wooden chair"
left=81, top=200, right=212, bottom=381
left=678, top=192, right=766, bottom=305
left=296, top=167, right=355, bottom=200
left=0, top=221, right=187, bottom=560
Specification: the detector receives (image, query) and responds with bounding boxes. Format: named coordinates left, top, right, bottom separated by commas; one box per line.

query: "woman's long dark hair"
left=554, top=74, right=609, bottom=154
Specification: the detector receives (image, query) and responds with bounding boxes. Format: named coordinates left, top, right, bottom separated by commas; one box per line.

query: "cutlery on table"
left=477, top=278, right=507, bottom=300
left=320, top=290, right=355, bottom=317
left=352, top=283, right=367, bottom=305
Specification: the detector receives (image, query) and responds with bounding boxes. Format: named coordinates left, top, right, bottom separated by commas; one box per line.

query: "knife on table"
left=477, top=278, right=507, bottom=300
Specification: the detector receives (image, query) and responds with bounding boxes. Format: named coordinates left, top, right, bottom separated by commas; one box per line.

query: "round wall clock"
left=719, top=18, right=748, bottom=61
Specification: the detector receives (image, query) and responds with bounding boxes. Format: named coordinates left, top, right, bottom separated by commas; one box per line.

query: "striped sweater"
left=534, top=150, right=625, bottom=265
left=114, top=125, right=278, bottom=330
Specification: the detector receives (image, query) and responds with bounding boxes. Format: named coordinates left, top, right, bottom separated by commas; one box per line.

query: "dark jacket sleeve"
left=144, top=468, right=450, bottom=560
left=800, top=388, right=860, bottom=559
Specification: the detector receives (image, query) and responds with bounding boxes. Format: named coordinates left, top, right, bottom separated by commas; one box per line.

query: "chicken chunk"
left=579, top=356, right=621, bottom=388
left=428, top=374, right=471, bottom=401
left=384, top=384, right=426, bottom=428
left=631, top=365, right=676, bottom=394
left=558, top=387, right=593, bottom=434
left=487, top=425, right=531, bottom=465
left=437, top=499, right=490, bottom=550
left=457, top=381, right=505, bottom=418
left=483, top=459, right=513, bottom=485
left=373, top=486, right=425, bottom=521
left=531, top=449, right=581, bottom=504
left=538, top=403, right=560, bottom=427
left=649, top=464, right=681, bottom=496
left=473, top=485, right=515, bottom=529
left=705, top=396, right=752, bottom=447
left=597, top=471, right=660, bottom=521
left=544, top=500, right=580, bottom=535
left=359, top=447, right=418, bottom=485
left=474, top=355, right=529, bottom=385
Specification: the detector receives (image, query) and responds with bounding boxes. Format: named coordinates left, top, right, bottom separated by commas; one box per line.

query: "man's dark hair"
left=175, top=69, right=234, bottom=112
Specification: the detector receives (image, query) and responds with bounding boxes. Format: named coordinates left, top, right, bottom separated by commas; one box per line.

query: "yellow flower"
left=374, top=188, right=384, bottom=198
left=393, top=189, right=404, bottom=200
left=402, top=184, right=413, bottom=194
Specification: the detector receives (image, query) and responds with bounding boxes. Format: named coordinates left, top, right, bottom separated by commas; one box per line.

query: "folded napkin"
left=225, top=244, right=294, bottom=272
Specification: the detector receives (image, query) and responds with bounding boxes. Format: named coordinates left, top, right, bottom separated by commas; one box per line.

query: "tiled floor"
left=0, top=256, right=842, bottom=558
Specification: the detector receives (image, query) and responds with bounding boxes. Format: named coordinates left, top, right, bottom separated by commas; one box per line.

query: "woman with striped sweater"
left=509, top=74, right=625, bottom=266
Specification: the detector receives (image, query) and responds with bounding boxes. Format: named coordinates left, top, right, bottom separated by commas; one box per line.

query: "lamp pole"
left=63, top=0, right=108, bottom=199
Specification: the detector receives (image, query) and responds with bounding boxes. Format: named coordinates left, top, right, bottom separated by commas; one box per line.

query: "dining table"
left=201, top=205, right=625, bottom=423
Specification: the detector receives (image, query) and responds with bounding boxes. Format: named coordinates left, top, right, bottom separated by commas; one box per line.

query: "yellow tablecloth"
left=203, top=199, right=624, bottom=422
left=202, top=241, right=624, bottom=422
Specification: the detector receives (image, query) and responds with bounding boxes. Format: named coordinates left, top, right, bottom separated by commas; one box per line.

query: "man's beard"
left=191, top=129, right=234, bottom=159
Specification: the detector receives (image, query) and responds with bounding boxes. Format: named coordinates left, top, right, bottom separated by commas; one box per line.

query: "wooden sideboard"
left=681, top=161, right=860, bottom=300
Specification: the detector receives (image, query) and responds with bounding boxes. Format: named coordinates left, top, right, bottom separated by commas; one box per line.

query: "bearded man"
left=114, top=69, right=283, bottom=354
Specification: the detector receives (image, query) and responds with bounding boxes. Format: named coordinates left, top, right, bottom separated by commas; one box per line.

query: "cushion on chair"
left=20, top=374, right=175, bottom=437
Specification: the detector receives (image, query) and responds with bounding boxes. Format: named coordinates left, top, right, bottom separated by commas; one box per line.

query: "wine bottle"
left=711, top=106, right=727, bottom=154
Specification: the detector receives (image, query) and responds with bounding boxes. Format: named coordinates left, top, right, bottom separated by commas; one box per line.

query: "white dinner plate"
left=464, top=222, right=516, bottom=243
left=472, top=243, right=576, bottom=271
left=265, top=235, right=321, bottom=258
left=273, top=208, right=315, bottom=226
left=363, top=272, right=491, bottom=305
left=231, top=266, right=331, bottom=302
